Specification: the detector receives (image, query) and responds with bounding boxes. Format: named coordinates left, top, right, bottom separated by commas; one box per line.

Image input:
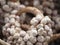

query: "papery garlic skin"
left=29, top=36, right=37, bottom=44
left=2, top=5, right=12, bottom=12
left=11, top=10, right=18, bottom=14
left=20, top=30, right=26, bottom=37
left=17, top=37, right=23, bottom=43
left=13, top=33, right=20, bottom=39
left=27, top=41, right=33, bottom=45
left=37, top=24, right=43, bottom=29
left=27, top=29, right=37, bottom=36
left=41, top=16, right=51, bottom=25
left=23, top=34, right=30, bottom=42
left=37, top=36, right=45, bottom=42
left=30, top=17, right=39, bottom=25
left=38, top=27, right=44, bottom=36
left=0, top=0, right=6, bottom=5
left=35, top=14, right=43, bottom=21
left=8, top=1, right=20, bottom=8
left=20, top=41, right=25, bottom=45
left=36, top=42, right=43, bottom=45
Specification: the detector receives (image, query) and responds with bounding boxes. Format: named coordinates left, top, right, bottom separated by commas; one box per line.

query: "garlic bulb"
left=23, top=34, right=30, bottom=42
left=0, top=0, right=6, bottom=5
left=37, top=36, right=45, bottom=42
left=36, top=14, right=43, bottom=21
left=30, top=17, right=39, bottom=25
left=20, top=30, right=26, bottom=37
left=17, top=37, right=23, bottom=43
left=9, top=18, right=16, bottom=24
left=20, top=41, right=25, bottom=45
left=4, top=17, right=10, bottom=23
left=8, top=1, right=20, bottom=9
left=15, top=21, right=20, bottom=27
left=29, top=36, right=37, bottom=44
left=41, top=16, right=51, bottom=25
left=11, top=10, right=18, bottom=14
left=27, top=41, right=33, bottom=45
left=9, top=15, right=16, bottom=18
left=9, top=28, right=16, bottom=35
left=2, top=5, right=12, bottom=12
left=36, top=42, right=42, bottom=45
left=38, top=27, right=44, bottom=35
left=13, top=33, right=20, bottom=39
left=36, top=24, right=43, bottom=29
left=27, top=29, right=37, bottom=36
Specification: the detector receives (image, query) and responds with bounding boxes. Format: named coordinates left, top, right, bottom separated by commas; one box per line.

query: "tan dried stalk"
left=16, top=7, right=44, bottom=17
left=48, top=33, right=60, bottom=42
left=0, top=39, right=10, bottom=45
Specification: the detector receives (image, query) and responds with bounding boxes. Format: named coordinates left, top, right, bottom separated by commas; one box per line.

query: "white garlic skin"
left=11, top=10, right=18, bottom=15
left=11, top=25, right=15, bottom=28
left=20, top=41, right=25, bottom=45
left=15, top=4, right=25, bottom=10
left=16, top=5, right=25, bottom=10
left=37, top=36, right=45, bottom=42
left=27, top=28, right=37, bottom=36
left=41, top=16, right=51, bottom=25
left=42, top=31, right=47, bottom=36
left=2, top=5, right=12, bottom=12
left=0, top=8, right=3, bottom=13
left=33, top=0, right=40, bottom=6
left=4, top=13, right=10, bottom=17
left=24, top=1, right=29, bottom=6
left=17, top=37, right=23, bottom=43
left=9, top=28, right=16, bottom=35
left=15, top=27, right=21, bottom=33
left=35, top=14, right=43, bottom=21
left=37, top=24, right=43, bottom=29
left=27, top=41, right=33, bottom=45
left=48, top=29, right=53, bottom=37
left=44, top=25, right=50, bottom=31
left=15, top=16, right=20, bottom=21
left=30, top=17, right=39, bottom=25
left=23, top=34, right=30, bottom=42
left=4, top=23, right=10, bottom=28
left=31, top=29, right=37, bottom=36
left=38, top=27, right=44, bottom=36
left=13, top=33, right=20, bottom=39
left=29, top=36, right=37, bottom=44
left=43, top=42, right=48, bottom=45
left=15, top=21, right=20, bottom=27
left=3, top=26, right=6, bottom=31
left=0, top=0, right=6, bottom=5
left=9, top=18, right=16, bottom=24
left=7, top=28, right=11, bottom=32
left=45, top=36, right=50, bottom=41
left=8, top=1, right=20, bottom=8
left=7, top=36, right=13, bottom=41
left=36, top=42, right=43, bottom=45
left=4, top=17, right=9, bottom=23
left=9, top=15, right=16, bottom=18
left=20, top=30, right=26, bottom=37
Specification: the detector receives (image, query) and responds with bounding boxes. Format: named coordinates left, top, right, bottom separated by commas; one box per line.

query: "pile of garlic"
left=1, top=0, right=53, bottom=45
left=3, top=14, right=53, bottom=45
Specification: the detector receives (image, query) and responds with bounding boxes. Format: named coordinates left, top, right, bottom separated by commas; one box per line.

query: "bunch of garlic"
left=3, top=13, right=53, bottom=45
left=2, top=0, right=53, bottom=45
